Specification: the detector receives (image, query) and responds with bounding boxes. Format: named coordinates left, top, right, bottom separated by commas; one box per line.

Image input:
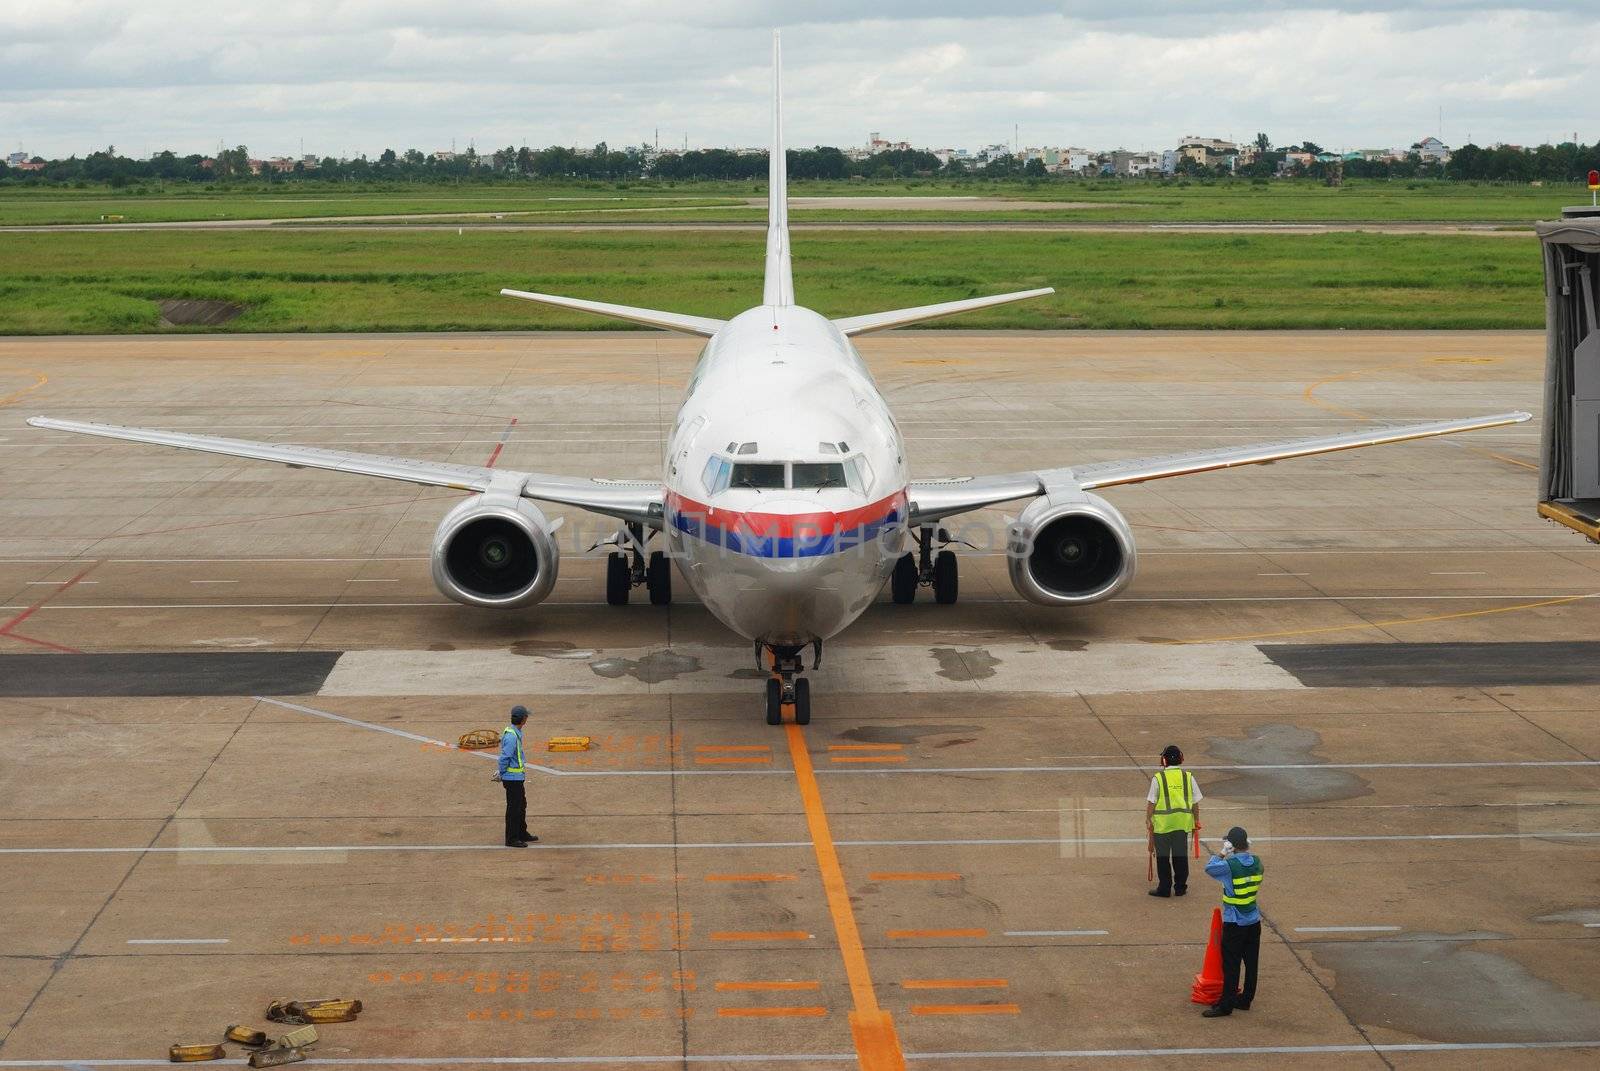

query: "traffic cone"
left=1190, top=907, right=1224, bottom=1005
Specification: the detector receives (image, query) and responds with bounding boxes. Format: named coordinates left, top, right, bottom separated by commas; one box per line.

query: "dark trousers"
left=1220, top=921, right=1260, bottom=1008
left=502, top=779, right=528, bottom=843
left=1153, top=829, right=1189, bottom=893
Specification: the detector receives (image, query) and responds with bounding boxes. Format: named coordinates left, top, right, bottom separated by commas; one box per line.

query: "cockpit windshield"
left=729, top=462, right=786, bottom=490
left=791, top=462, right=847, bottom=489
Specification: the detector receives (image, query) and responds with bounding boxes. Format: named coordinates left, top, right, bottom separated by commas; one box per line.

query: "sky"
left=1, top=1, right=1596, bottom=160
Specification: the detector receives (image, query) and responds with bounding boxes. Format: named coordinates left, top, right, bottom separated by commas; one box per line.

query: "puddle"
left=589, top=649, right=702, bottom=684
left=1313, top=932, right=1600, bottom=1042
left=839, top=724, right=983, bottom=745
left=725, top=667, right=769, bottom=680
left=1046, top=639, right=1088, bottom=652
left=931, top=647, right=1001, bottom=681
left=1204, top=724, right=1371, bottom=803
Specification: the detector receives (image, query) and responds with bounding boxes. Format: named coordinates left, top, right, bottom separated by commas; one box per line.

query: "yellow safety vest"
left=1150, top=768, right=1196, bottom=834
left=502, top=726, right=525, bottom=775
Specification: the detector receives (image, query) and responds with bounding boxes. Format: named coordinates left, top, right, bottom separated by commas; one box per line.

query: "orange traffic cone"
left=1190, top=906, right=1224, bottom=1005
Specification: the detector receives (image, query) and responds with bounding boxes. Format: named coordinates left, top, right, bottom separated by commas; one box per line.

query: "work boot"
left=1174, top=886, right=1187, bottom=897
left=504, top=840, right=528, bottom=848
left=1201, top=1004, right=1233, bottom=1018
left=1148, top=888, right=1170, bottom=898
left=522, top=834, right=539, bottom=843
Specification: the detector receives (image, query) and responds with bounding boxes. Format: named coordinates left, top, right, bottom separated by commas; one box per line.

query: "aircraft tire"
left=765, top=677, right=783, bottom=725
left=933, top=549, right=958, bottom=605
left=605, top=552, right=630, bottom=606
left=647, top=550, right=671, bottom=605
left=793, top=677, right=811, bottom=725
left=891, top=554, right=917, bottom=604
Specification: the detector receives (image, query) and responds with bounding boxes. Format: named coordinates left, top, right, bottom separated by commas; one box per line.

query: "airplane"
left=28, top=33, right=1530, bottom=726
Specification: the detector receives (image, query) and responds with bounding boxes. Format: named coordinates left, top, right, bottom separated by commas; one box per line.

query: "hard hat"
left=1224, top=826, right=1249, bottom=851
left=1160, top=745, right=1183, bottom=766
left=509, top=705, right=529, bottom=723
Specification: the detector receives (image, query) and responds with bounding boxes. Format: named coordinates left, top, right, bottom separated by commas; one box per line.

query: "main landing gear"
left=891, top=526, right=958, bottom=605
left=604, top=522, right=671, bottom=606
left=758, top=641, right=821, bottom=726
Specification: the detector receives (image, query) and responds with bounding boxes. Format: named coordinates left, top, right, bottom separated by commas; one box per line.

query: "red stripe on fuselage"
left=666, top=489, right=908, bottom=538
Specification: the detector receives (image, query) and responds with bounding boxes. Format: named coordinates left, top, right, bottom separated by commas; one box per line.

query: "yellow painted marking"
left=709, top=931, right=811, bottom=942
left=828, top=744, right=903, bottom=751
left=784, top=723, right=906, bottom=1071
left=868, top=873, right=960, bottom=882
left=714, top=981, right=821, bottom=992
left=0, top=371, right=48, bottom=408
left=717, top=1006, right=827, bottom=1018
left=696, top=745, right=772, bottom=752
left=695, top=755, right=772, bottom=765
left=901, top=979, right=1008, bottom=990
left=830, top=755, right=907, bottom=764
left=911, top=1003, right=1020, bottom=1016
left=704, top=873, right=795, bottom=883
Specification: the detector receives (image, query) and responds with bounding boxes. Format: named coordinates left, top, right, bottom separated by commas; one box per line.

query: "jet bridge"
left=1537, top=203, right=1600, bottom=542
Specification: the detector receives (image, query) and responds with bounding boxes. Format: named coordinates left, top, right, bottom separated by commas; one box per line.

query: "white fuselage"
left=662, top=304, right=909, bottom=646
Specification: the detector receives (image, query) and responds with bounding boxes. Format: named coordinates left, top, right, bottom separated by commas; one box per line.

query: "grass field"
left=0, top=228, right=1544, bottom=333
left=0, top=179, right=1589, bottom=226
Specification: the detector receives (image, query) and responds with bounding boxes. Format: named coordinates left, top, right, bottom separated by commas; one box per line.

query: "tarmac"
left=2, top=329, right=1598, bottom=1068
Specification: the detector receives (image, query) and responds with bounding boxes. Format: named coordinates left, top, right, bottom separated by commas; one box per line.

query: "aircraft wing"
left=909, top=411, right=1532, bottom=523
left=25, top=417, right=663, bottom=526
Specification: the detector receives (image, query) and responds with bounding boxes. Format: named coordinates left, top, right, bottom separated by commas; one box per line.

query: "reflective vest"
left=1222, top=855, right=1264, bottom=910
left=1150, top=768, right=1196, bottom=834
left=502, top=726, right=525, bottom=775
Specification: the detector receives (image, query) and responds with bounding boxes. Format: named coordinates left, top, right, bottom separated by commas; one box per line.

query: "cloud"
left=0, top=2, right=1595, bottom=158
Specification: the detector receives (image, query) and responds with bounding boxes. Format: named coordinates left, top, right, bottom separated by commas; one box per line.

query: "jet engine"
left=430, top=493, right=559, bottom=608
left=1007, top=491, right=1136, bottom=605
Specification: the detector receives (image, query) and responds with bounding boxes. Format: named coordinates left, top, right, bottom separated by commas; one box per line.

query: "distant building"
left=867, top=132, right=911, bottom=154
left=1111, top=149, right=1162, bottom=176
left=1160, top=149, right=1180, bottom=174
left=5, top=150, right=26, bottom=167
left=1412, top=136, right=1450, bottom=163
left=1177, top=136, right=1238, bottom=167
left=433, top=150, right=457, bottom=162
left=14, top=158, right=44, bottom=172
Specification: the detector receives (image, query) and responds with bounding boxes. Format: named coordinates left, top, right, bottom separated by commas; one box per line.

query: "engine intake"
left=431, top=494, right=559, bottom=608
left=1008, top=492, right=1136, bottom=605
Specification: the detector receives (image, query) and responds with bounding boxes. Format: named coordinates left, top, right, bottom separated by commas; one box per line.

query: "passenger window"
left=729, top=462, right=786, bottom=490
left=792, top=462, right=848, bottom=490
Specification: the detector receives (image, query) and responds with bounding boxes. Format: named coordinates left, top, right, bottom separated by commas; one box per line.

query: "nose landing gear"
left=891, top=526, right=959, bottom=605
left=758, top=641, right=819, bottom=725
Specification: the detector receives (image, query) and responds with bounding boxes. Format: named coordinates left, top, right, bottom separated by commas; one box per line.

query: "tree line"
left=3, top=138, right=1595, bottom=187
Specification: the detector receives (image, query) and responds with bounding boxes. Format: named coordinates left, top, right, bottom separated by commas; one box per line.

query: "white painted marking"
left=1003, top=930, right=1109, bottom=937
left=23, top=580, right=97, bottom=585
left=125, top=938, right=229, bottom=944
left=1584, top=923, right=1600, bottom=929
left=189, top=580, right=237, bottom=584
left=347, top=578, right=399, bottom=583
left=318, top=642, right=1302, bottom=697
left=1293, top=926, right=1401, bottom=933
left=1256, top=572, right=1308, bottom=577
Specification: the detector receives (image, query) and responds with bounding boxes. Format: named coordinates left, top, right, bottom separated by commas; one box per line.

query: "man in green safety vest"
left=1202, top=825, right=1263, bottom=1017
left=1146, top=744, right=1202, bottom=897
left=494, top=706, right=538, bottom=847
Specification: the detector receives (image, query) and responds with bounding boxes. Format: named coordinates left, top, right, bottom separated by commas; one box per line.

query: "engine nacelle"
left=1007, top=491, right=1137, bottom=605
left=431, top=493, right=559, bottom=608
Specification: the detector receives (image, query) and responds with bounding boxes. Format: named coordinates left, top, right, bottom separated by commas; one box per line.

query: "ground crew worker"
left=495, top=706, right=538, bottom=847
left=1146, top=744, right=1201, bottom=897
left=1202, top=825, right=1263, bottom=1017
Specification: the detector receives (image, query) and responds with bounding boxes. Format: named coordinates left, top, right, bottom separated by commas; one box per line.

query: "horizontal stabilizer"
left=500, top=289, right=726, bottom=337
left=833, top=287, right=1055, bottom=336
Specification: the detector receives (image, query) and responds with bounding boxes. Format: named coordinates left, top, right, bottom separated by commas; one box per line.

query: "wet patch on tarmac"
left=1533, top=907, right=1600, bottom=926
left=0, top=652, right=342, bottom=697
left=1311, top=932, right=1600, bottom=1042
left=1046, top=639, right=1088, bottom=652
left=589, top=649, right=702, bottom=684
left=1203, top=724, right=1372, bottom=803
left=724, top=667, right=769, bottom=680
left=931, top=647, right=1001, bottom=681
left=839, top=723, right=983, bottom=744
left=1263, top=642, right=1600, bottom=687
left=511, top=639, right=593, bottom=658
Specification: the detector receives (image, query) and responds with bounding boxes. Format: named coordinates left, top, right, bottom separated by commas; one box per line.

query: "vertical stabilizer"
left=762, top=30, right=794, bottom=307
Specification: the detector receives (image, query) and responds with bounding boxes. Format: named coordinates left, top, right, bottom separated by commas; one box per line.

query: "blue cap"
left=510, top=705, right=529, bottom=722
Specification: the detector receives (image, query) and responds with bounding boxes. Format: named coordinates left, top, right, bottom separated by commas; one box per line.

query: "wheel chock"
left=277, top=1026, right=320, bottom=1050
left=224, top=1025, right=270, bottom=1048
left=247, top=1046, right=306, bottom=1068
left=547, top=736, right=591, bottom=752
left=168, top=1043, right=226, bottom=1062
left=268, top=997, right=361, bottom=1023
left=458, top=729, right=500, bottom=750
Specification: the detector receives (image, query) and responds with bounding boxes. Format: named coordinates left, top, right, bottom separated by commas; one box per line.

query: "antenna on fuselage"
left=762, top=30, right=794, bottom=308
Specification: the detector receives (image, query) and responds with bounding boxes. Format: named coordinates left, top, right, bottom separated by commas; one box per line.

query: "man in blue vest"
left=495, top=706, right=537, bottom=847
left=1202, top=825, right=1263, bottom=1017
left=1146, top=745, right=1202, bottom=897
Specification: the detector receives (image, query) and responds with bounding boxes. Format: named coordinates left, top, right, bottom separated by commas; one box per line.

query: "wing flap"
left=833, top=287, right=1055, bottom=336
left=500, top=289, right=725, bottom=337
